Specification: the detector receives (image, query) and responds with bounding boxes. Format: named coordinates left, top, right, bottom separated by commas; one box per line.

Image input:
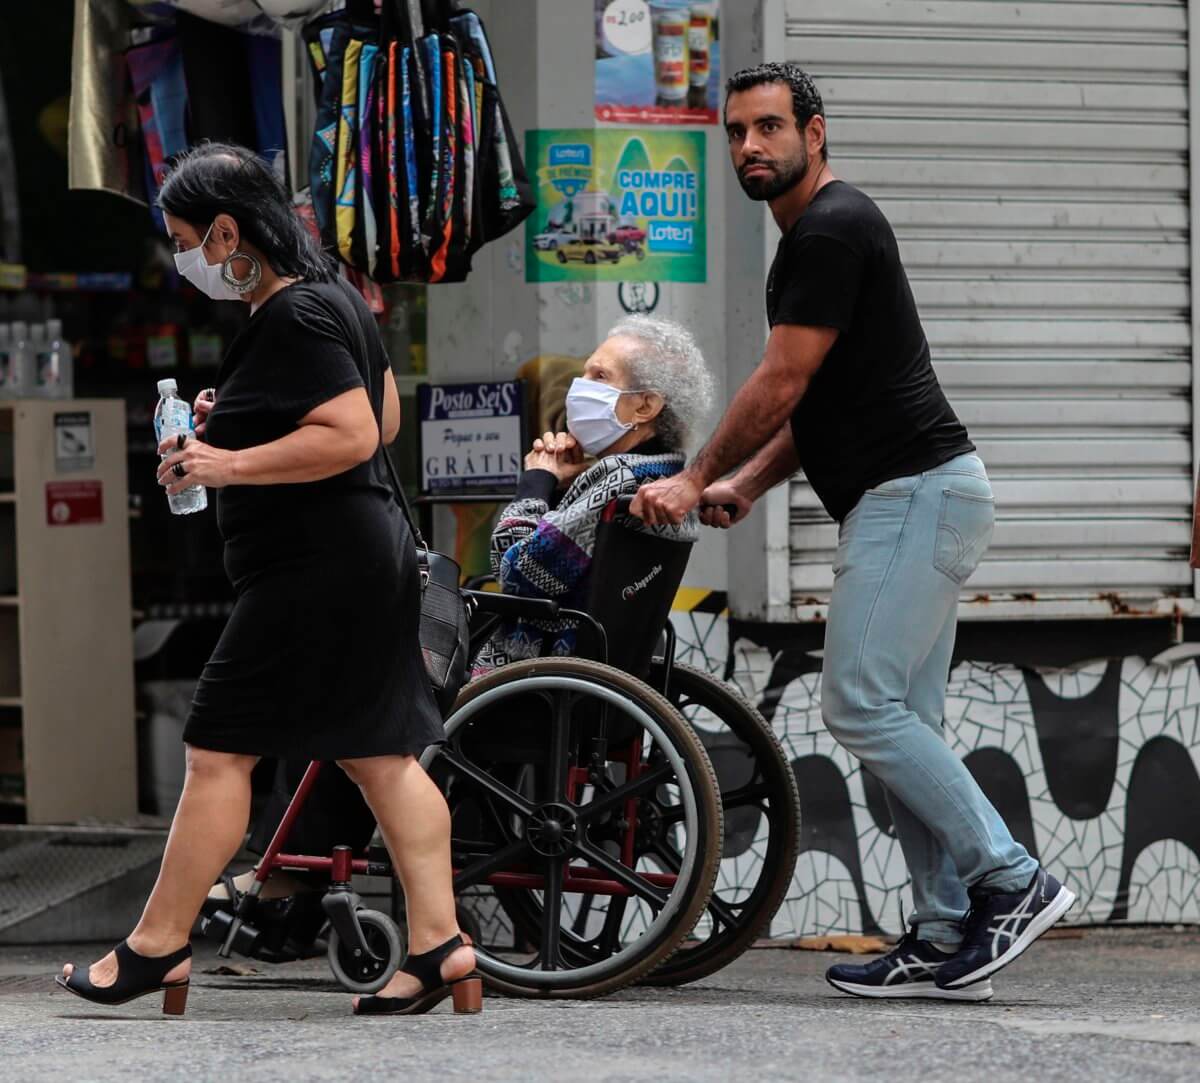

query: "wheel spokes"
left=439, top=748, right=535, bottom=817
left=575, top=760, right=674, bottom=824
left=575, top=840, right=670, bottom=909
left=539, top=858, right=565, bottom=970
left=720, top=780, right=772, bottom=811
left=646, top=839, right=741, bottom=931
left=546, top=691, right=571, bottom=803
left=453, top=837, right=531, bottom=893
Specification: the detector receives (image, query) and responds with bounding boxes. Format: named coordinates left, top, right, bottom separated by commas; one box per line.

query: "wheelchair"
left=201, top=497, right=799, bottom=998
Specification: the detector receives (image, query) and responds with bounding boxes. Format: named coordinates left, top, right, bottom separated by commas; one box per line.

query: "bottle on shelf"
left=28, top=325, right=45, bottom=398
left=4, top=322, right=30, bottom=399
left=34, top=319, right=72, bottom=399
left=153, top=378, right=207, bottom=516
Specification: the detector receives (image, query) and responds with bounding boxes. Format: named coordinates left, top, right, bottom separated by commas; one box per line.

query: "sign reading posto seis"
left=418, top=381, right=523, bottom=494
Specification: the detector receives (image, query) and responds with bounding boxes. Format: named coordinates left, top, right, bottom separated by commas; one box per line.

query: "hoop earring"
left=221, top=251, right=262, bottom=294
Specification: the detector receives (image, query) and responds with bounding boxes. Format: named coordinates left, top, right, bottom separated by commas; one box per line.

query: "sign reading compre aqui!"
left=526, top=128, right=706, bottom=283
left=418, top=381, right=524, bottom=494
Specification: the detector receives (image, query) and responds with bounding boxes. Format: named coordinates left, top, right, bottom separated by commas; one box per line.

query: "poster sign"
left=418, top=381, right=523, bottom=494
left=54, top=412, right=95, bottom=473
left=46, top=481, right=103, bottom=526
left=526, top=129, right=706, bottom=283
left=595, top=0, right=719, bottom=125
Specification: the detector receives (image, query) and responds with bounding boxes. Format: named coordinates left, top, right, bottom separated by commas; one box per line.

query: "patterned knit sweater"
left=472, top=442, right=698, bottom=673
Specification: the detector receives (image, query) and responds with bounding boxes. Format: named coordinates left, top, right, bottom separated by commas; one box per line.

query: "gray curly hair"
left=606, top=315, right=715, bottom=452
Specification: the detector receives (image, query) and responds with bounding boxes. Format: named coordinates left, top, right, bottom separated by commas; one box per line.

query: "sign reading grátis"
left=418, top=381, right=524, bottom=494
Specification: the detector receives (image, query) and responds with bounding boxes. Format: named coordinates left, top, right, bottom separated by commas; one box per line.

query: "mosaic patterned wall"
left=670, top=609, right=1200, bottom=936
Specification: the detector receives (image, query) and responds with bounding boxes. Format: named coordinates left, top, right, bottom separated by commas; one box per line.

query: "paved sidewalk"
left=1, top=928, right=1197, bottom=1082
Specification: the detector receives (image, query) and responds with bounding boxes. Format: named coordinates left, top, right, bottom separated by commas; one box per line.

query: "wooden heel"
left=451, top=977, right=482, bottom=1014
left=162, top=983, right=189, bottom=1017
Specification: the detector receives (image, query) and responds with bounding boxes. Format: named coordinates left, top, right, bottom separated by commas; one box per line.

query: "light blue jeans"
left=821, top=453, right=1038, bottom=944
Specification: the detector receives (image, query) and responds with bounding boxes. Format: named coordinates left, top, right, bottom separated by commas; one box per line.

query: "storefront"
left=1, top=0, right=1197, bottom=937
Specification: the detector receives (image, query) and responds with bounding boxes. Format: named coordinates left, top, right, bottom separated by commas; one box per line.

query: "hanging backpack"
left=303, top=0, right=534, bottom=284
left=448, top=6, right=535, bottom=245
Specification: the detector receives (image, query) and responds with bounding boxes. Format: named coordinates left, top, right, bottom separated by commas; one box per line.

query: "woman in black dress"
left=59, top=144, right=476, bottom=1017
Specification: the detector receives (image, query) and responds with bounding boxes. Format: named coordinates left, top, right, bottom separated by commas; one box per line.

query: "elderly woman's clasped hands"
left=525, top=430, right=589, bottom=488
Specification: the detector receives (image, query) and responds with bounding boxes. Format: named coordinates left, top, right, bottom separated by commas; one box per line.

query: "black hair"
left=724, top=62, right=829, bottom=160
left=158, top=142, right=334, bottom=282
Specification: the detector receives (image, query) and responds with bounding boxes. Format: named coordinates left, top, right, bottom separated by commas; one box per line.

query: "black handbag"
left=379, top=448, right=471, bottom=716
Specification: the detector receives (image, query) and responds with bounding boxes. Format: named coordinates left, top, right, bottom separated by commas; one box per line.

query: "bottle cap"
left=30, top=324, right=45, bottom=342
left=157, top=378, right=178, bottom=396
left=10, top=321, right=26, bottom=339
left=47, top=319, right=62, bottom=340
left=0, top=326, right=9, bottom=344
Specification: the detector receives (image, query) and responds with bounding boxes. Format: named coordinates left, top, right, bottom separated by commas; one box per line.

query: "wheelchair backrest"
left=584, top=502, right=693, bottom=680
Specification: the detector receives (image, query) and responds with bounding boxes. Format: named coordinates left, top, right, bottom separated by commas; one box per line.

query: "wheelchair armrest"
left=463, top=590, right=560, bottom=620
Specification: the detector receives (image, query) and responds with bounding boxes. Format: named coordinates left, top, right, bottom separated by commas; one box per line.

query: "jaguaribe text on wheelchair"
left=201, top=497, right=801, bottom=998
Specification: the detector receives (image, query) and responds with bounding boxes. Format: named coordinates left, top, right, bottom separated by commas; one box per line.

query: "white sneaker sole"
left=827, top=976, right=994, bottom=1002
left=942, top=885, right=1076, bottom=989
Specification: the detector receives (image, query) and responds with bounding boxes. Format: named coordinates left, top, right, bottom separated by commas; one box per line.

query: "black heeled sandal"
left=353, top=934, right=482, bottom=1017
left=56, top=940, right=192, bottom=1016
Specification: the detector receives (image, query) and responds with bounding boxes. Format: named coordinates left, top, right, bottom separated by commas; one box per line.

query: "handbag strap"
left=331, top=276, right=430, bottom=551
left=379, top=436, right=429, bottom=552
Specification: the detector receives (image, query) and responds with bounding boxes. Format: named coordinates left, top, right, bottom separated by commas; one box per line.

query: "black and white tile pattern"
left=671, top=612, right=1200, bottom=937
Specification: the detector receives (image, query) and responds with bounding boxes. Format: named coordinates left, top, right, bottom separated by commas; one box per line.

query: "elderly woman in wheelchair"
left=439, top=316, right=799, bottom=996
left=472, top=314, right=714, bottom=673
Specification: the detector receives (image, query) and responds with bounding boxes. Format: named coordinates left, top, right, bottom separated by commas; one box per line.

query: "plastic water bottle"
left=35, top=319, right=71, bottom=399
left=28, top=325, right=46, bottom=395
left=154, top=378, right=207, bottom=516
left=6, top=321, right=30, bottom=398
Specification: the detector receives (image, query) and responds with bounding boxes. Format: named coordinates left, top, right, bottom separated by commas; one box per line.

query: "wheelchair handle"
left=609, top=495, right=739, bottom=519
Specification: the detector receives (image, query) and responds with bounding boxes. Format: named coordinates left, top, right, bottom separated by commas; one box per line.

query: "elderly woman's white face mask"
left=565, top=377, right=649, bottom=455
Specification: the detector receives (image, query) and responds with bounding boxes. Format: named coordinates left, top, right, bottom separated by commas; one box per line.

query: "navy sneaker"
left=826, top=931, right=994, bottom=1001
left=935, top=866, right=1075, bottom=989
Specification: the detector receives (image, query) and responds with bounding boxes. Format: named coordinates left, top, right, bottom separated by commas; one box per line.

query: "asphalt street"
left=1, top=928, right=1197, bottom=1082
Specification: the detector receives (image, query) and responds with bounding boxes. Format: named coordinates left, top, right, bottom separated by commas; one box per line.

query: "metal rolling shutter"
left=784, top=0, right=1193, bottom=616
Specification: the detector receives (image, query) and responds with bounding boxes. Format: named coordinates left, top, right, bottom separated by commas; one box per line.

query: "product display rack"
left=0, top=399, right=136, bottom=823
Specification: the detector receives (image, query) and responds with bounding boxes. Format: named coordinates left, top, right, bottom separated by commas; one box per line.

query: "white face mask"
left=173, top=221, right=243, bottom=302
left=565, top=377, right=655, bottom=456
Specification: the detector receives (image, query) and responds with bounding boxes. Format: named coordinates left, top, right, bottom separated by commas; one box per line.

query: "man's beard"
left=737, top=147, right=809, bottom=201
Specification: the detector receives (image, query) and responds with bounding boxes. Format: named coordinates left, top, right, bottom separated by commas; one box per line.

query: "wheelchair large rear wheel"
left=423, top=656, right=723, bottom=998
left=640, top=663, right=800, bottom=985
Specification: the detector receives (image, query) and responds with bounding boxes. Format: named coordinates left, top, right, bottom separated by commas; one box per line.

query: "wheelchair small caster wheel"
left=327, top=909, right=404, bottom=994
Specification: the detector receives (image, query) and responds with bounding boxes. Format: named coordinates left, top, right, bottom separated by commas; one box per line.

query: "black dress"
left=183, top=278, right=444, bottom=761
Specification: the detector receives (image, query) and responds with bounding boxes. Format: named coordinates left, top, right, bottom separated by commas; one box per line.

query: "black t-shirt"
left=204, top=278, right=393, bottom=555
left=767, top=180, right=974, bottom=520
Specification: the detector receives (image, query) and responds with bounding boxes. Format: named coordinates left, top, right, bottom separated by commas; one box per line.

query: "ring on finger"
left=172, top=462, right=187, bottom=479
left=176, top=433, right=188, bottom=451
